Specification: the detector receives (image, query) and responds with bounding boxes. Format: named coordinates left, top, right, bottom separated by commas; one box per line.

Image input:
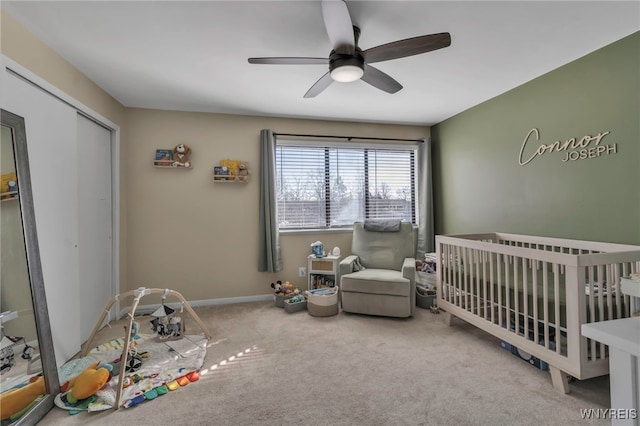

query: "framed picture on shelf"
left=213, top=166, right=229, bottom=180
left=155, top=149, right=173, bottom=166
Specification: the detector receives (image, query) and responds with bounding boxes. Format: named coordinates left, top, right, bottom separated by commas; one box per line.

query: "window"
left=275, top=139, right=418, bottom=230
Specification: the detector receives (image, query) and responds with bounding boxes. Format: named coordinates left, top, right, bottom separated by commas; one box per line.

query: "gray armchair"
left=339, top=221, right=416, bottom=318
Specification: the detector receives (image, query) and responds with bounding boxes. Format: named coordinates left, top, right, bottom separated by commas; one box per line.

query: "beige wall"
left=125, top=109, right=428, bottom=300
left=2, top=9, right=429, bottom=301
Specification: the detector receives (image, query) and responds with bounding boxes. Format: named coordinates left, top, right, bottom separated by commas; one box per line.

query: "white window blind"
left=275, top=139, right=418, bottom=230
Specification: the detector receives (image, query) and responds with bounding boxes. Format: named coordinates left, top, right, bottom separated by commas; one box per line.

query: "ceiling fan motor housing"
left=329, top=50, right=365, bottom=81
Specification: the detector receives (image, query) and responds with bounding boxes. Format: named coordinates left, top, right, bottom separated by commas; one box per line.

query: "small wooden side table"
left=307, top=254, right=341, bottom=290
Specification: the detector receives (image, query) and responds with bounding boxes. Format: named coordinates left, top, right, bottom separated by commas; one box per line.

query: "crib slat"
left=489, top=252, right=495, bottom=324
left=447, top=244, right=453, bottom=304
left=542, top=263, right=550, bottom=350
left=454, top=245, right=461, bottom=307
left=498, top=253, right=503, bottom=328
left=471, top=249, right=476, bottom=313
left=482, top=250, right=488, bottom=320
left=522, top=257, right=529, bottom=341
left=614, top=263, right=621, bottom=319
left=475, top=249, right=481, bottom=317
left=606, top=264, right=613, bottom=320
left=553, top=263, right=561, bottom=354
left=597, top=265, right=606, bottom=359
left=505, top=255, right=511, bottom=332
left=462, top=247, right=468, bottom=310
left=514, top=256, right=520, bottom=337
left=588, top=266, right=596, bottom=360
left=532, top=261, right=539, bottom=345
left=446, top=244, right=452, bottom=304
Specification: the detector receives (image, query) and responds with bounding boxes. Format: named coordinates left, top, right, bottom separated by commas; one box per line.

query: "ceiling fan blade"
left=304, top=72, right=334, bottom=98
left=322, top=0, right=355, bottom=54
left=364, top=32, right=451, bottom=64
left=248, top=57, right=329, bottom=65
left=361, top=65, right=403, bottom=94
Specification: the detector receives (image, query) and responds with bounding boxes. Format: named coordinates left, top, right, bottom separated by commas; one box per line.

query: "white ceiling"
left=2, top=1, right=639, bottom=126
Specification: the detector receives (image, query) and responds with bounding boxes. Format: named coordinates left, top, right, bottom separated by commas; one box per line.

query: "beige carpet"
left=38, top=301, right=610, bottom=426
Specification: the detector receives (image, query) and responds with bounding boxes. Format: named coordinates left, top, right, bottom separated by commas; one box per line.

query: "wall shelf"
left=212, top=174, right=249, bottom=183
left=213, top=160, right=249, bottom=183
left=0, top=191, right=19, bottom=202
left=153, top=159, right=192, bottom=169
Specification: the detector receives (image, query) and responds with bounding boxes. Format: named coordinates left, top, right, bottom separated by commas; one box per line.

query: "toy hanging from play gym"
left=149, top=289, right=183, bottom=341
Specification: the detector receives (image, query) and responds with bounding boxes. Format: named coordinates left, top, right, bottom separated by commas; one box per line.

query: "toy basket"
left=284, top=298, right=307, bottom=313
left=274, top=293, right=294, bottom=308
left=416, top=285, right=437, bottom=309
left=305, top=287, right=339, bottom=317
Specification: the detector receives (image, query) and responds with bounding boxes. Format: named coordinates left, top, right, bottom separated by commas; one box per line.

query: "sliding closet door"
left=77, top=114, right=113, bottom=342
left=2, top=65, right=117, bottom=365
left=2, top=70, right=81, bottom=365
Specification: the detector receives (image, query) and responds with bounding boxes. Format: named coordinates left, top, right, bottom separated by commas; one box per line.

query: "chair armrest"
left=340, top=255, right=359, bottom=276
left=402, top=257, right=416, bottom=281
left=402, top=258, right=417, bottom=317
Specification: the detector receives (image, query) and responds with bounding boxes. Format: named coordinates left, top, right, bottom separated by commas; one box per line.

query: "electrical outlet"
left=298, top=267, right=306, bottom=277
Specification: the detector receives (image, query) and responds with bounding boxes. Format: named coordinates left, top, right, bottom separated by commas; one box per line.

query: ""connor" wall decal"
left=518, top=128, right=617, bottom=165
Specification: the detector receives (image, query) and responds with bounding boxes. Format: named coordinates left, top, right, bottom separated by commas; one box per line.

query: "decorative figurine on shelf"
left=310, top=241, right=324, bottom=257
left=7, top=180, right=17, bottom=195
left=236, top=161, right=249, bottom=181
left=172, top=143, right=192, bottom=168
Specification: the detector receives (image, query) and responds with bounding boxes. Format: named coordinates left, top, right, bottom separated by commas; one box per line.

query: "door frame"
left=1, top=55, right=121, bottom=318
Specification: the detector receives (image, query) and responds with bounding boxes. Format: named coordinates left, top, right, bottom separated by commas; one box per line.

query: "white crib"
left=435, top=233, right=640, bottom=393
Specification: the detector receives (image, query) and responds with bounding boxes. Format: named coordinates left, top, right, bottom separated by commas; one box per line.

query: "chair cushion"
left=341, top=269, right=410, bottom=297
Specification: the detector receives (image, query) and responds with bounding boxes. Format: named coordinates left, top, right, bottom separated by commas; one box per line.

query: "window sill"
left=279, top=228, right=355, bottom=236
left=279, top=225, right=418, bottom=235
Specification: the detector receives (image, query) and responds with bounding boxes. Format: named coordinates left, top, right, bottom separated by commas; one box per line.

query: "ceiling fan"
left=248, top=0, right=451, bottom=98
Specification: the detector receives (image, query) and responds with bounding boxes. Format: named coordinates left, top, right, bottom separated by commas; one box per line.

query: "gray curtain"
left=417, top=138, right=434, bottom=258
left=258, top=129, right=282, bottom=272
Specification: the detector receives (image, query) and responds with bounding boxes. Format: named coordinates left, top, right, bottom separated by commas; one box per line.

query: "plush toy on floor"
left=271, top=280, right=283, bottom=293
left=60, top=362, right=112, bottom=405
left=0, top=375, right=46, bottom=420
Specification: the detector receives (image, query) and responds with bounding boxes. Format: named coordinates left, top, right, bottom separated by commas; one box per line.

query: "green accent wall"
left=432, top=32, right=640, bottom=244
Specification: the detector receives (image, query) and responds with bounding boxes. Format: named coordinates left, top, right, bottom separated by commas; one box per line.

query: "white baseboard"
left=118, top=293, right=274, bottom=318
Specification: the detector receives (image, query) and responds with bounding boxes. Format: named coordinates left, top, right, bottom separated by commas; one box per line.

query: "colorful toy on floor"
left=270, top=280, right=300, bottom=296
left=0, top=375, right=46, bottom=420
left=122, top=372, right=159, bottom=388
left=121, top=369, right=199, bottom=408
left=60, top=361, right=112, bottom=404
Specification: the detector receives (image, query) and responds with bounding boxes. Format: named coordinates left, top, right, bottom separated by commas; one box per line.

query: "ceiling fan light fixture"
left=329, top=52, right=365, bottom=83
left=330, top=64, right=364, bottom=82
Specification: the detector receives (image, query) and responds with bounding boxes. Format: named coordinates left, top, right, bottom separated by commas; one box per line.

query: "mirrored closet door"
left=1, top=110, right=59, bottom=424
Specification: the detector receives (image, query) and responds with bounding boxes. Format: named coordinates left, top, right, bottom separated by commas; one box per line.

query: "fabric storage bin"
left=274, top=293, right=294, bottom=308
left=308, top=302, right=339, bottom=317
left=284, top=298, right=307, bottom=313
left=305, top=287, right=339, bottom=317
left=416, top=286, right=436, bottom=309
left=416, top=271, right=436, bottom=287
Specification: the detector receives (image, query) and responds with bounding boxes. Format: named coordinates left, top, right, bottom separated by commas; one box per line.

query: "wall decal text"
left=518, top=128, right=617, bottom=165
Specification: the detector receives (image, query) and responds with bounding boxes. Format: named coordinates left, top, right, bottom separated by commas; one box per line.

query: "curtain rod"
left=273, top=132, right=424, bottom=143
